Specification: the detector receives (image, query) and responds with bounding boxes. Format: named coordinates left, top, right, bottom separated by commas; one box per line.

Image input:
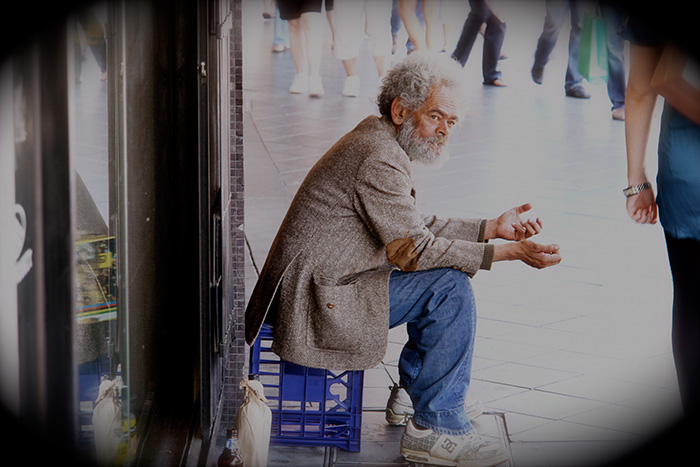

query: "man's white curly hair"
left=376, top=52, right=468, bottom=120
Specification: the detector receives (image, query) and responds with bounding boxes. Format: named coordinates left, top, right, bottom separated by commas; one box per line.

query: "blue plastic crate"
left=249, top=324, right=364, bottom=452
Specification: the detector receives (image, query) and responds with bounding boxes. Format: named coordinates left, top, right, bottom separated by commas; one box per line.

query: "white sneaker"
left=386, top=384, right=483, bottom=426
left=342, top=75, right=361, bottom=97
left=401, top=419, right=510, bottom=467
left=289, top=74, right=309, bottom=94
left=386, top=384, right=414, bottom=426
left=309, top=75, right=324, bottom=97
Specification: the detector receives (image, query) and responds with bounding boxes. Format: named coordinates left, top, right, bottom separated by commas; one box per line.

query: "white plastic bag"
left=235, top=379, right=272, bottom=467
left=92, top=379, right=121, bottom=465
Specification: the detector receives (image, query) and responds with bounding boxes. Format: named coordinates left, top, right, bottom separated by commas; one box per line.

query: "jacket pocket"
left=308, top=277, right=361, bottom=351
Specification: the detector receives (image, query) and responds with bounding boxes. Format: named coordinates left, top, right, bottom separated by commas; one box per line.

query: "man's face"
left=396, top=85, right=460, bottom=166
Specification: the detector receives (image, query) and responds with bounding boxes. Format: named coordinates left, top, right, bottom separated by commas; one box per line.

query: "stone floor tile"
left=474, top=362, right=579, bottom=390
left=473, top=338, right=551, bottom=363
left=488, top=390, right=605, bottom=421
left=509, top=439, right=639, bottom=467
left=517, top=349, right=624, bottom=374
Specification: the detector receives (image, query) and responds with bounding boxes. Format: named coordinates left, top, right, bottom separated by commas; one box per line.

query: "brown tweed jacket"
left=245, top=116, right=494, bottom=370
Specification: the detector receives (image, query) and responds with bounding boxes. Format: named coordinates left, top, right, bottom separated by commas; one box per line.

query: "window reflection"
left=71, top=2, right=131, bottom=465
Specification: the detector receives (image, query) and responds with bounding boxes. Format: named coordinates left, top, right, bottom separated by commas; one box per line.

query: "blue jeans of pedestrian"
left=451, top=0, right=505, bottom=84
left=389, top=268, right=477, bottom=435
left=533, top=0, right=585, bottom=91
left=601, top=0, right=626, bottom=110
left=273, top=7, right=290, bottom=48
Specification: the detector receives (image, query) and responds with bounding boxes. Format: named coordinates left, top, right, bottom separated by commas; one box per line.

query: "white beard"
left=396, top=117, right=450, bottom=168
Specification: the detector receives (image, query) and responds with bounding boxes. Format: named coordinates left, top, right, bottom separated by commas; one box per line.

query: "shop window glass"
left=71, top=3, right=133, bottom=464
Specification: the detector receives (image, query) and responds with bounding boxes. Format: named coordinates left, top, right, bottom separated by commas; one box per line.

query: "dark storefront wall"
left=0, top=0, right=245, bottom=464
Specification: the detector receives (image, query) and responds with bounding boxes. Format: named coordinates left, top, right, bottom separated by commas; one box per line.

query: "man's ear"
left=390, top=97, right=408, bottom=125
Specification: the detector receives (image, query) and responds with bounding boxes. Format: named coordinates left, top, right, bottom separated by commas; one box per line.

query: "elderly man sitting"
left=245, top=52, right=561, bottom=466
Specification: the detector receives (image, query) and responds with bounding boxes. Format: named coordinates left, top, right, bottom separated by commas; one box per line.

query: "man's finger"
left=537, top=249, right=562, bottom=267
left=515, top=203, right=532, bottom=214
left=511, top=223, right=524, bottom=238
left=537, top=243, right=560, bottom=254
left=525, top=219, right=542, bottom=235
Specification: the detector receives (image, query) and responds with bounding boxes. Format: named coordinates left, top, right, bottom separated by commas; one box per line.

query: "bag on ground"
left=235, top=378, right=272, bottom=467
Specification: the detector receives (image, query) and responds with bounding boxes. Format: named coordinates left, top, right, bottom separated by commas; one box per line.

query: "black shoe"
left=565, top=85, right=591, bottom=99
left=531, top=64, right=544, bottom=85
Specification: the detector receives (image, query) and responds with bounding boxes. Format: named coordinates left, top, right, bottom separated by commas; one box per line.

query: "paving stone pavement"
left=240, top=1, right=689, bottom=465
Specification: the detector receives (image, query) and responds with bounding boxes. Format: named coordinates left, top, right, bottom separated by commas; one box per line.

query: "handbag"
left=578, top=6, right=608, bottom=84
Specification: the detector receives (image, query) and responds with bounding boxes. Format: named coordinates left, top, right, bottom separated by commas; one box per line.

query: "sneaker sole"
left=402, top=448, right=455, bottom=466
left=401, top=448, right=510, bottom=467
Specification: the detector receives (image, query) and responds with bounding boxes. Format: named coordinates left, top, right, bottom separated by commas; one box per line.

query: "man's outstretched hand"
left=515, top=240, right=561, bottom=269
left=486, top=203, right=543, bottom=242
left=493, top=240, right=561, bottom=269
left=486, top=203, right=561, bottom=269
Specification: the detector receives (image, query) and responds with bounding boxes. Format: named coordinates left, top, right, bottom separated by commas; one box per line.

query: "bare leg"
left=422, top=0, right=442, bottom=52
left=301, top=11, right=325, bottom=96
left=287, top=17, right=310, bottom=93
left=326, top=8, right=336, bottom=47
left=288, top=18, right=308, bottom=75
left=343, top=57, right=357, bottom=76
left=301, top=12, right=324, bottom=77
left=373, top=55, right=387, bottom=77
left=399, top=0, right=426, bottom=51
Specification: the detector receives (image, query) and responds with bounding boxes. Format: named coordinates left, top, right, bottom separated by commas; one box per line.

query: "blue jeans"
left=533, top=0, right=586, bottom=91
left=601, top=0, right=626, bottom=110
left=273, top=6, right=290, bottom=47
left=389, top=268, right=477, bottom=435
left=451, top=0, right=506, bottom=83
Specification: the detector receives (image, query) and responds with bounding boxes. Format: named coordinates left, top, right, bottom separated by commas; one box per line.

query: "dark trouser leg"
left=665, top=233, right=700, bottom=416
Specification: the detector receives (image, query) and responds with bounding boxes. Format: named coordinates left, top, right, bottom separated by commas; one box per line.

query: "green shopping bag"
left=578, top=9, right=608, bottom=84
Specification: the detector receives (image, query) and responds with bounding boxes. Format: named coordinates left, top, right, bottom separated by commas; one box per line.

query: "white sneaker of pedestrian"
left=309, top=75, right=324, bottom=97
left=386, top=384, right=484, bottom=426
left=401, top=419, right=510, bottom=467
left=289, top=74, right=309, bottom=94
left=342, top=75, right=361, bottom=97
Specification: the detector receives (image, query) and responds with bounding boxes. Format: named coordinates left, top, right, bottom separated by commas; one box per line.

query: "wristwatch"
left=623, top=182, right=652, bottom=197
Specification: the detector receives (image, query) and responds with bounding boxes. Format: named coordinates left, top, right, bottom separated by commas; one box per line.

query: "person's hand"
left=488, top=203, right=543, bottom=241
left=626, top=189, right=657, bottom=224
left=493, top=240, right=561, bottom=269
left=516, top=240, right=561, bottom=269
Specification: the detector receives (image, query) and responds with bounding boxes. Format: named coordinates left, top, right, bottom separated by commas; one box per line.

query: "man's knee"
left=429, top=269, right=477, bottom=334
left=437, top=269, right=475, bottom=305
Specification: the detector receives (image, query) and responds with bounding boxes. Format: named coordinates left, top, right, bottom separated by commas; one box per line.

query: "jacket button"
left=326, top=303, right=335, bottom=309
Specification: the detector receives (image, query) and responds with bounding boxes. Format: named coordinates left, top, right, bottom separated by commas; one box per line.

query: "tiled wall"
left=222, top=0, right=246, bottom=430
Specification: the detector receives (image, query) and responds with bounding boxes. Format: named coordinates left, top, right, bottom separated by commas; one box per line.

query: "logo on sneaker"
left=440, top=438, right=458, bottom=454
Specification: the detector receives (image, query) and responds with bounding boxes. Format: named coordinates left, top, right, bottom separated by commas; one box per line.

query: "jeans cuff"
left=413, top=408, right=474, bottom=436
